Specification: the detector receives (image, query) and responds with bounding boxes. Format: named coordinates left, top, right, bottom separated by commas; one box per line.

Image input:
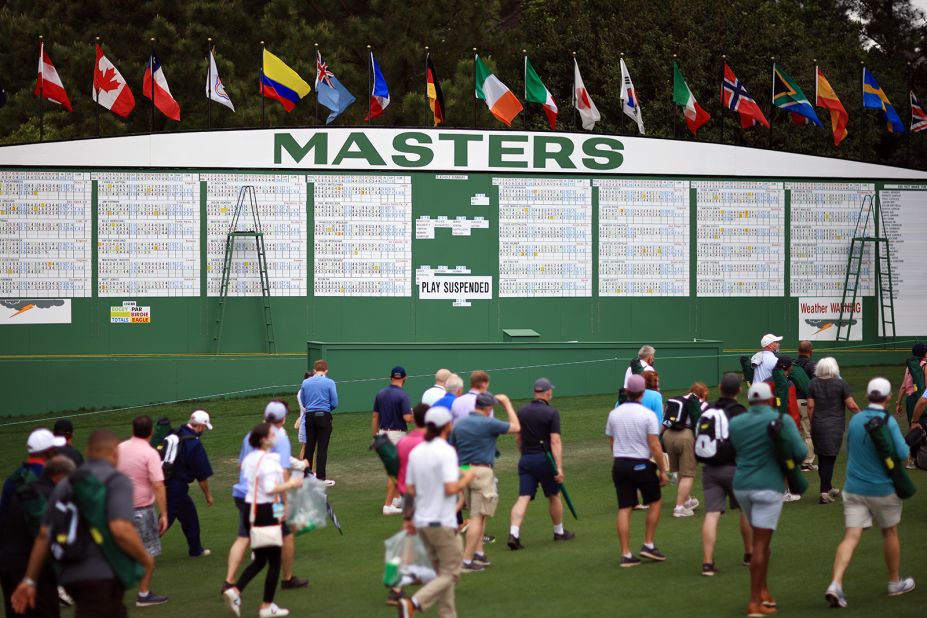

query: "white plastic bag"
left=286, top=475, right=328, bottom=535
left=383, top=530, right=436, bottom=587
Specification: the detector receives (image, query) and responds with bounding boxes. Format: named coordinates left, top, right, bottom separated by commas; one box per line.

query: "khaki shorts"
left=464, top=466, right=498, bottom=518
left=378, top=429, right=406, bottom=445
left=663, top=428, right=697, bottom=477
left=843, top=491, right=902, bottom=529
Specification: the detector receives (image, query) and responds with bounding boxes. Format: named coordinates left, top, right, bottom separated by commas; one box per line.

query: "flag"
left=426, top=53, right=444, bottom=127
left=672, top=62, right=710, bottom=135
left=261, top=49, right=310, bottom=112
left=573, top=58, right=600, bottom=130
left=365, top=51, right=390, bottom=121
left=524, top=56, right=557, bottom=129
left=862, top=67, right=904, bottom=133
left=34, top=42, right=72, bottom=112
left=93, top=43, right=135, bottom=118
left=815, top=67, right=848, bottom=146
left=619, top=57, right=644, bottom=134
left=206, top=49, right=235, bottom=112
left=721, top=63, right=769, bottom=129
left=143, top=51, right=181, bottom=121
left=772, top=64, right=821, bottom=126
left=911, top=91, right=927, bottom=133
left=474, top=54, right=523, bottom=126
left=315, top=50, right=356, bottom=124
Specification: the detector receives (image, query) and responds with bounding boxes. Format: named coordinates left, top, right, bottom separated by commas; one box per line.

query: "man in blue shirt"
left=432, top=374, right=463, bottom=412
left=372, top=366, right=413, bottom=515
left=825, top=378, right=914, bottom=608
left=450, top=391, right=519, bottom=572
left=165, top=410, right=214, bottom=558
left=298, top=359, right=339, bottom=486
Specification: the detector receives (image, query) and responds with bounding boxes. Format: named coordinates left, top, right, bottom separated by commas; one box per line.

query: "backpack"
left=663, top=395, right=702, bottom=431
left=10, top=466, right=46, bottom=536
left=739, top=355, right=754, bottom=385
left=695, top=402, right=737, bottom=466
left=618, top=358, right=648, bottom=404
left=149, top=416, right=174, bottom=448
left=156, top=429, right=195, bottom=481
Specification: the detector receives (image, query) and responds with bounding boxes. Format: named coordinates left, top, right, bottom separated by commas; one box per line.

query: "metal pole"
left=424, top=47, right=429, bottom=128
left=38, top=36, right=44, bottom=142
left=572, top=51, right=577, bottom=130
left=720, top=55, right=726, bottom=145
left=314, top=43, right=319, bottom=126
left=906, top=61, right=913, bottom=166
left=260, top=41, right=265, bottom=128
left=473, top=48, right=478, bottom=127
left=207, top=37, right=212, bottom=129
left=618, top=52, right=625, bottom=135
left=523, top=49, right=528, bottom=129
left=367, top=44, right=372, bottom=126
left=769, top=57, right=775, bottom=149
left=672, top=53, right=677, bottom=140
left=95, top=37, right=101, bottom=137
left=149, top=38, right=155, bottom=133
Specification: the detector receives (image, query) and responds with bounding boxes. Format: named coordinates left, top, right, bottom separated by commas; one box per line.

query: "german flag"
left=426, top=53, right=444, bottom=126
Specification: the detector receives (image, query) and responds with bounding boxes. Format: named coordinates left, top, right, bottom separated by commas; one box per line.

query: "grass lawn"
left=0, top=364, right=923, bottom=617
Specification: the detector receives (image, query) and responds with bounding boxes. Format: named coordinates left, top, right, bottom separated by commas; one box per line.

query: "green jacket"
left=729, top=405, right=808, bottom=492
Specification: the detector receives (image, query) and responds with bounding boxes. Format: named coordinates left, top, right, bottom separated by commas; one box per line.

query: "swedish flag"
left=862, top=67, right=905, bottom=133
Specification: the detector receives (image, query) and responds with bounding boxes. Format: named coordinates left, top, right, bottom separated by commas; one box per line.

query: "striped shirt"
left=605, top=402, right=659, bottom=459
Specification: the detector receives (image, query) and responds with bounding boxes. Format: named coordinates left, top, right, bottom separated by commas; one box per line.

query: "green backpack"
left=864, top=410, right=917, bottom=500
left=10, top=466, right=46, bottom=536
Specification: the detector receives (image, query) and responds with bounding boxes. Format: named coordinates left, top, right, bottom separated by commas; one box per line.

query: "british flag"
left=721, top=63, right=769, bottom=129
left=911, top=91, right=927, bottom=133
left=316, top=50, right=334, bottom=89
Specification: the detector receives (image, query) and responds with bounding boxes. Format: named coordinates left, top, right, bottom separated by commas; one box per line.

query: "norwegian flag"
left=721, top=63, right=768, bottom=129
left=911, top=91, right=927, bottom=133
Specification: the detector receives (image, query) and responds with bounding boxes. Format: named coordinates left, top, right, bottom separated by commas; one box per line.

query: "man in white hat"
left=164, top=410, right=214, bottom=558
left=824, top=377, right=915, bottom=608
left=752, top=334, right=783, bottom=383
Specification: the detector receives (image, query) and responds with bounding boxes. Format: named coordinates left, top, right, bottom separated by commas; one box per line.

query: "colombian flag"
left=261, top=49, right=310, bottom=112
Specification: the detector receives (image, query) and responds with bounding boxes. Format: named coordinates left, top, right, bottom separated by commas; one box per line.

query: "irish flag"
left=475, top=54, right=522, bottom=126
left=672, top=62, right=708, bottom=135
left=525, top=56, right=557, bottom=129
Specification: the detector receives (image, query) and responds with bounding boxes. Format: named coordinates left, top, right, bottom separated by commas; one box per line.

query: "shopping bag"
left=286, top=475, right=329, bottom=535
left=383, top=530, right=435, bottom=587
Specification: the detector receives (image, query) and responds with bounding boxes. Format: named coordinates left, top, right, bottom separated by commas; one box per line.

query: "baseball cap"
left=190, top=409, right=213, bottom=430
left=747, top=382, right=774, bottom=403
left=533, top=377, right=555, bottom=392
left=264, top=401, right=288, bottom=422
left=27, top=429, right=66, bottom=454
left=425, top=406, right=453, bottom=428
left=626, top=374, right=646, bottom=394
left=867, top=377, right=892, bottom=399
left=760, top=333, right=783, bottom=348
left=391, top=366, right=407, bottom=379
left=475, top=392, right=498, bottom=408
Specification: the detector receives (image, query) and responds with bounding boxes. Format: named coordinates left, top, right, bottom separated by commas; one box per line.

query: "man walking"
left=729, top=383, right=807, bottom=617
left=752, top=334, right=782, bottom=383
left=165, top=410, right=214, bottom=558
left=623, top=345, right=655, bottom=388
left=397, top=407, right=475, bottom=618
left=824, top=377, right=915, bottom=608
left=606, top=374, right=670, bottom=567
left=373, top=367, right=414, bottom=515
left=432, top=374, right=463, bottom=412
left=450, top=371, right=490, bottom=422
left=507, top=378, right=574, bottom=549
left=450, top=392, right=519, bottom=572
left=794, top=341, right=817, bottom=472
left=299, top=359, right=339, bottom=486
left=117, top=416, right=169, bottom=607
left=422, top=369, right=451, bottom=406
left=52, top=420, right=84, bottom=467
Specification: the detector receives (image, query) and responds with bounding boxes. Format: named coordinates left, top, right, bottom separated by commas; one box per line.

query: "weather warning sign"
left=798, top=297, right=863, bottom=341
left=0, top=299, right=71, bottom=325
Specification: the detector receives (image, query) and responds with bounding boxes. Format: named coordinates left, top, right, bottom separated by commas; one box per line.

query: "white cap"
left=425, top=406, right=453, bottom=428
left=747, top=382, right=774, bottom=403
left=264, top=401, right=288, bottom=422
left=760, top=334, right=783, bottom=348
left=867, top=377, right=892, bottom=399
left=190, top=409, right=213, bottom=430
left=27, top=429, right=66, bottom=454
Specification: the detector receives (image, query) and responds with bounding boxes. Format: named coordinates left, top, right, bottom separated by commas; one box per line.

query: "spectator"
left=165, top=410, right=214, bottom=558
left=623, top=345, right=655, bottom=388
left=432, top=374, right=463, bottom=411
left=752, top=334, right=782, bottom=383
left=824, top=377, right=914, bottom=607
left=793, top=341, right=817, bottom=472
left=421, top=369, right=451, bottom=406
left=451, top=371, right=490, bottom=422
left=52, top=420, right=83, bottom=467
left=116, top=415, right=169, bottom=607
left=298, top=359, right=339, bottom=486
left=640, top=370, right=664, bottom=423
left=294, top=372, right=311, bottom=461
left=664, top=382, right=708, bottom=518
left=372, top=366, right=414, bottom=515
left=223, top=423, right=303, bottom=618
left=894, top=342, right=927, bottom=428
left=808, top=357, right=860, bottom=504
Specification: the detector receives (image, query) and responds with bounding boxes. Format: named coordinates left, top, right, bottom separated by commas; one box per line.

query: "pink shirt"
left=396, top=429, right=426, bottom=494
left=901, top=360, right=927, bottom=396
left=117, top=436, right=164, bottom=509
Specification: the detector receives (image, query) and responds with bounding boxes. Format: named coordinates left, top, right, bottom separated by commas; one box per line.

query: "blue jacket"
left=844, top=406, right=909, bottom=497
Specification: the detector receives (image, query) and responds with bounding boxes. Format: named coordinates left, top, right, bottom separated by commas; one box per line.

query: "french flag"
left=143, top=51, right=181, bottom=121
left=365, top=51, right=390, bottom=121
left=34, top=42, right=72, bottom=112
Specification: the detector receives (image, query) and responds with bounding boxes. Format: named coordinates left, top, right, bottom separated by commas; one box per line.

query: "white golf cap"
left=867, top=377, right=892, bottom=399
left=190, top=409, right=213, bottom=430
left=27, top=428, right=66, bottom=454
left=760, top=334, right=784, bottom=348
left=264, top=401, right=288, bottom=422
left=425, top=406, right=453, bottom=428
left=747, top=382, right=774, bottom=403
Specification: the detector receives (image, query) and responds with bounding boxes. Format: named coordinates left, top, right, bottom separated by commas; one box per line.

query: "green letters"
left=437, top=133, right=483, bottom=167
left=332, top=132, right=386, bottom=166
left=274, top=132, right=327, bottom=165
left=488, top=135, right=529, bottom=168
left=581, top=137, right=624, bottom=170
left=533, top=136, right=576, bottom=169
left=392, top=132, right=434, bottom=167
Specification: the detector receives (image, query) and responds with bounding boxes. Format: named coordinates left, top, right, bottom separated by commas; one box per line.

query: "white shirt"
left=241, top=450, right=284, bottom=504
left=752, top=350, right=778, bottom=383
left=405, top=437, right=460, bottom=528
left=421, top=385, right=447, bottom=406
left=297, top=388, right=306, bottom=414
left=605, top=402, right=660, bottom=459
left=623, top=360, right=653, bottom=388
left=450, top=391, right=478, bottom=421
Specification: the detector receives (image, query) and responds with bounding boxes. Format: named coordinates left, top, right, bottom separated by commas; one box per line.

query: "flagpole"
left=207, top=37, right=212, bottom=129
left=672, top=53, right=677, bottom=140
left=95, top=37, right=101, bottom=137
left=367, top=45, right=372, bottom=126
left=38, top=36, right=44, bottom=142
left=523, top=49, right=528, bottom=129
left=260, top=41, right=265, bottom=129
left=424, top=47, right=429, bottom=128
left=769, top=57, right=775, bottom=149
left=149, top=38, right=155, bottom=134
left=314, top=43, right=320, bottom=126
left=473, top=48, right=478, bottom=128
left=814, top=60, right=823, bottom=151
left=572, top=51, right=577, bottom=131
left=720, top=55, right=725, bottom=145
left=618, top=52, right=625, bottom=135
left=906, top=61, right=913, bottom=167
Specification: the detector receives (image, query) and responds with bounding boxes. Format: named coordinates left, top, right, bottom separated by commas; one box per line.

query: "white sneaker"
left=258, top=603, right=290, bottom=617
left=323, top=479, right=336, bottom=487
left=223, top=588, right=241, bottom=618
left=391, top=497, right=402, bottom=508
left=383, top=504, right=403, bottom=516
left=825, top=582, right=847, bottom=608
left=683, top=497, right=700, bottom=510
left=672, top=505, right=695, bottom=517
left=887, top=577, right=915, bottom=596
left=783, top=491, right=802, bottom=503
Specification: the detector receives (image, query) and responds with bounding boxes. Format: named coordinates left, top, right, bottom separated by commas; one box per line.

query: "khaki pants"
left=415, top=527, right=463, bottom=618
left=797, top=398, right=815, bottom=465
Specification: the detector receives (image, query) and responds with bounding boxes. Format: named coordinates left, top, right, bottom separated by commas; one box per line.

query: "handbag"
left=904, top=426, right=926, bottom=449
left=249, top=452, right=283, bottom=548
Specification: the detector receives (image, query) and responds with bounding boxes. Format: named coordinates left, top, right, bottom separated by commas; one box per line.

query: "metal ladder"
left=835, top=193, right=896, bottom=342
left=214, top=186, right=276, bottom=353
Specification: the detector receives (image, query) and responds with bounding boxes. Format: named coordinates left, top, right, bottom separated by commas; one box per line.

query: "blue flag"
left=315, top=50, right=355, bottom=124
left=862, top=67, right=905, bottom=133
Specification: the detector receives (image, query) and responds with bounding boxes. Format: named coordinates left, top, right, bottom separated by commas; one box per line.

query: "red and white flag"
left=93, top=44, right=135, bottom=118
left=34, top=41, right=72, bottom=112
left=573, top=58, right=600, bottom=130
left=143, top=51, right=181, bottom=121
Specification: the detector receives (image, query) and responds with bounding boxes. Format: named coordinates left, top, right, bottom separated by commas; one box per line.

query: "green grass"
left=1, top=365, right=923, bottom=617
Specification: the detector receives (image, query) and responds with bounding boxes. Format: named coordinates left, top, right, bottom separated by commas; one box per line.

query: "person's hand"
left=658, top=471, right=670, bottom=487
left=205, top=493, right=214, bottom=507
left=289, top=476, right=304, bottom=490
left=403, top=519, right=417, bottom=535
left=12, top=581, right=36, bottom=613
left=496, top=394, right=511, bottom=405
left=158, top=513, right=168, bottom=535
left=293, top=417, right=301, bottom=430
left=554, top=468, right=564, bottom=484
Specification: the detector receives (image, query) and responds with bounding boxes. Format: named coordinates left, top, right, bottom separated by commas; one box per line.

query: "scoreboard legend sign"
left=110, top=301, right=152, bottom=324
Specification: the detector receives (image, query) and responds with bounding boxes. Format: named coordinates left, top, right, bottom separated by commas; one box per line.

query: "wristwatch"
left=21, top=577, right=36, bottom=587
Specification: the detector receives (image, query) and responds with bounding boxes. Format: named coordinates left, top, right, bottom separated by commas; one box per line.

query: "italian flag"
left=525, top=56, right=557, bottom=129
left=672, top=62, right=709, bottom=135
left=475, top=54, right=523, bottom=126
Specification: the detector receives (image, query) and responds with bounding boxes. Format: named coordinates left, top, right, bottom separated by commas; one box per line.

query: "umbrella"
left=544, top=449, right=578, bottom=520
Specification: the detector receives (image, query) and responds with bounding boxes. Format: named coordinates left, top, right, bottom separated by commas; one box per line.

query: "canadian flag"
left=143, top=51, right=181, bottom=121
left=93, top=43, right=135, bottom=118
left=34, top=42, right=72, bottom=112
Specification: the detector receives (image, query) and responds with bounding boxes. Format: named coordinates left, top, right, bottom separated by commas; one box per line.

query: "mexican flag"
left=524, top=56, right=557, bottom=129
left=475, top=54, right=523, bottom=126
left=672, top=62, right=709, bottom=135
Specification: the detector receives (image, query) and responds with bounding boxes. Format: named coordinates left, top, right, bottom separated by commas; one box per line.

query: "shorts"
left=843, top=491, right=902, bottom=529
left=702, top=464, right=739, bottom=513
left=132, top=505, right=161, bottom=557
left=464, top=466, right=498, bottom=517
left=733, top=489, right=784, bottom=530
left=235, top=497, right=292, bottom=538
left=298, top=411, right=307, bottom=444
left=517, top=453, right=560, bottom=499
left=663, top=428, right=697, bottom=477
left=378, top=429, right=406, bottom=446
left=612, top=458, right=661, bottom=509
